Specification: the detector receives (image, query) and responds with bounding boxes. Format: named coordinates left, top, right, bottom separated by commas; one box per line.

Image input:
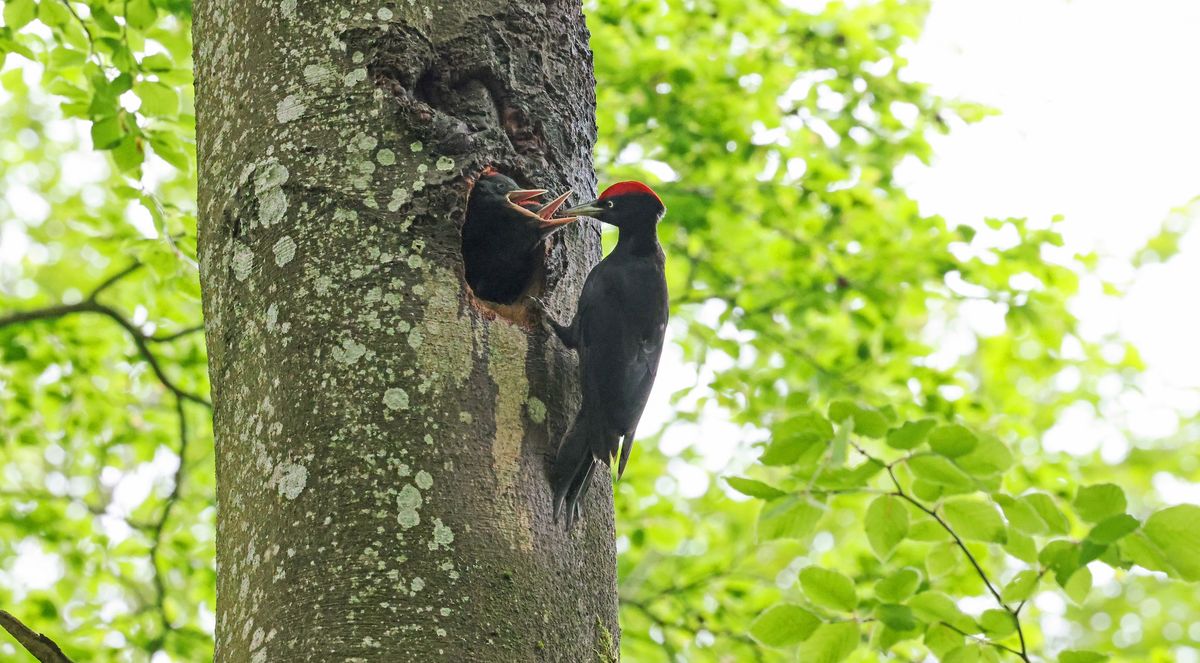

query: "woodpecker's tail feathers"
left=551, top=410, right=617, bottom=529
left=616, top=425, right=638, bottom=480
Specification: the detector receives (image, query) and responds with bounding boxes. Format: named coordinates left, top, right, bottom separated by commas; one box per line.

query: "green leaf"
left=924, top=623, right=963, bottom=658
left=136, top=81, right=180, bottom=117
left=876, top=603, right=916, bottom=631
left=1119, top=531, right=1173, bottom=576
left=875, top=568, right=921, bottom=603
left=142, top=53, right=174, bottom=71
left=944, top=646, right=983, bottom=663
left=980, top=609, right=1016, bottom=637
left=91, top=115, right=124, bottom=149
left=909, top=518, right=950, bottom=542
left=1085, top=514, right=1138, bottom=545
left=36, top=0, right=70, bottom=28
left=928, top=424, right=977, bottom=458
left=907, top=592, right=976, bottom=633
left=995, top=494, right=1046, bottom=535
left=1021, top=493, right=1070, bottom=535
left=794, top=622, right=858, bottom=663
left=47, top=46, right=86, bottom=70
left=942, top=498, right=1007, bottom=543
left=1040, top=540, right=1082, bottom=585
left=1073, top=484, right=1126, bottom=523
left=760, top=413, right=830, bottom=466
left=1141, top=504, right=1200, bottom=581
left=955, top=435, right=1013, bottom=476
left=865, top=495, right=908, bottom=560
left=1001, top=570, right=1040, bottom=603
left=758, top=434, right=819, bottom=466
left=147, top=131, right=191, bottom=173
left=725, top=476, right=786, bottom=500
left=911, top=478, right=945, bottom=502
left=907, top=454, right=972, bottom=490
left=111, top=135, right=143, bottom=173
left=1064, top=566, right=1091, bottom=604
left=1059, top=651, right=1107, bottom=663
left=1004, top=527, right=1038, bottom=564
left=91, top=6, right=120, bottom=32
left=799, top=567, right=857, bottom=612
left=887, top=419, right=935, bottom=450
left=814, top=459, right=883, bottom=489
left=3, top=0, right=37, bottom=30
left=748, top=604, right=820, bottom=648
left=925, top=542, right=958, bottom=580
left=828, top=401, right=887, bottom=438
left=758, top=496, right=822, bottom=541
left=126, top=0, right=156, bottom=29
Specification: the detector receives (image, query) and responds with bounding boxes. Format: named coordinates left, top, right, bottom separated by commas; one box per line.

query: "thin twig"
left=885, top=468, right=1005, bottom=606
left=88, top=262, right=143, bottom=301
left=0, top=610, right=74, bottom=663
left=57, top=0, right=98, bottom=65
left=1014, top=568, right=1049, bottom=616
left=148, top=324, right=205, bottom=343
left=935, top=620, right=1026, bottom=659
left=145, top=396, right=190, bottom=650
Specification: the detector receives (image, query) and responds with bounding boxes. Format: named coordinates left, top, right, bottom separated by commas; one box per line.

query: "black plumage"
left=543, top=182, right=669, bottom=527
left=462, top=170, right=575, bottom=303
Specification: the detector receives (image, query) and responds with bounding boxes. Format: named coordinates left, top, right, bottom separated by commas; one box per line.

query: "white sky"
left=900, top=0, right=1200, bottom=389
left=649, top=0, right=1200, bottom=502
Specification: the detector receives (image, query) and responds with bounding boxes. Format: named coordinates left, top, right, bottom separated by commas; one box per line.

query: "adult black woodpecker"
left=541, top=181, right=669, bottom=527
left=462, top=168, right=577, bottom=303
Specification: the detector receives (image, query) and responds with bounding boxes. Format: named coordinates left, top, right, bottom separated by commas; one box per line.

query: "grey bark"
left=193, top=1, right=616, bottom=660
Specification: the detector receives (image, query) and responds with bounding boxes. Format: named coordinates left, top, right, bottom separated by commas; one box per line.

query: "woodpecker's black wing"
left=551, top=254, right=668, bottom=525
left=576, top=252, right=669, bottom=473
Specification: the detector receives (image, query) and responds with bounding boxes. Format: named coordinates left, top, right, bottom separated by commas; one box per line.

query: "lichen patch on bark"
left=487, top=321, right=533, bottom=550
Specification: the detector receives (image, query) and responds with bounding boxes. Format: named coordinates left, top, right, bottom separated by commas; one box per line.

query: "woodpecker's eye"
left=604, top=200, right=615, bottom=209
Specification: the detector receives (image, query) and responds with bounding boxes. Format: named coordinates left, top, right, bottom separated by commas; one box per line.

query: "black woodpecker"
left=541, top=181, right=669, bottom=528
left=462, top=168, right=576, bottom=303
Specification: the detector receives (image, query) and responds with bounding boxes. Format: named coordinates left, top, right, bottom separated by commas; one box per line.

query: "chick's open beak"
left=505, top=188, right=579, bottom=236
left=505, top=189, right=548, bottom=207
left=533, top=190, right=577, bottom=232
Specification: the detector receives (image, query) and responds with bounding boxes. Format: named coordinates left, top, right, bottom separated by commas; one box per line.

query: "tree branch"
left=0, top=265, right=209, bottom=408
left=935, top=620, right=1025, bottom=659
left=846, top=440, right=1033, bottom=663
left=0, top=610, right=74, bottom=663
left=88, top=262, right=142, bottom=301
left=148, top=324, right=205, bottom=343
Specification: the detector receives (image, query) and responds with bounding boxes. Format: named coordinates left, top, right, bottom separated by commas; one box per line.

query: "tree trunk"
left=193, top=1, right=615, bottom=660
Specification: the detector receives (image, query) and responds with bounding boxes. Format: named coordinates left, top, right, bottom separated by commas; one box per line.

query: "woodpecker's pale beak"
left=563, top=199, right=605, bottom=217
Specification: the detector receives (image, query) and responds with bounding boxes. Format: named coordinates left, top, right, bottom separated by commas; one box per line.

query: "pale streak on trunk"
left=193, top=0, right=617, bottom=659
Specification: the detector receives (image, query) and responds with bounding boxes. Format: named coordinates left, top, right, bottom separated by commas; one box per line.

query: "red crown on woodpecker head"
left=598, top=181, right=662, bottom=204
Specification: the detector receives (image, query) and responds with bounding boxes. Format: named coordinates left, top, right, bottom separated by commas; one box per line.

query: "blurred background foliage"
left=1, top=0, right=1198, bottom=661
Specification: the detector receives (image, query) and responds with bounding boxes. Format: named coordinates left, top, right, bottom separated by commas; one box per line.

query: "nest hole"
left=460, top=168, right=547, bottom=312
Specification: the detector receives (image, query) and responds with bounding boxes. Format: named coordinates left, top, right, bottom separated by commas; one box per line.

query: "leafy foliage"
left=2, top=0, right=1199, bottom=662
